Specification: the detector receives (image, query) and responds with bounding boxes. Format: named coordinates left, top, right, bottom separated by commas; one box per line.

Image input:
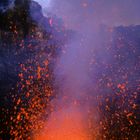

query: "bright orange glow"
left=34, top=106, right=91, bottom=140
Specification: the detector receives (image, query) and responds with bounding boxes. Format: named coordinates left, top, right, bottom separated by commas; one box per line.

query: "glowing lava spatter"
left=34, top=104, right=91, bottom=140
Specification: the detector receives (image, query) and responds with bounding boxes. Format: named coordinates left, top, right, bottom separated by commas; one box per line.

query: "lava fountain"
left=32, top=0, right=99, bottom=139
left=34, top=104, right=91, bottom=140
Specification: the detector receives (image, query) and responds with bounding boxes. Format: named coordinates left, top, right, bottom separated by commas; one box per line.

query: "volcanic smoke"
left=0, top=0, right=140, bottom=139
left=32, top=0, right=140, bottom=139
left=33, top=2, right=98, bottom=140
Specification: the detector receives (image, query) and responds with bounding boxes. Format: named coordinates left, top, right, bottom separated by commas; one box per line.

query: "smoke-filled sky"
left=36, top=0, right=140, bottom=29
left=0, top=0, right=139, bottom=139
left=1, top=0, right=140, bottom=28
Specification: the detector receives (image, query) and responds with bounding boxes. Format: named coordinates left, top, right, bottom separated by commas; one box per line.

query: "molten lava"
left=34, top=106, right=90, bottom=140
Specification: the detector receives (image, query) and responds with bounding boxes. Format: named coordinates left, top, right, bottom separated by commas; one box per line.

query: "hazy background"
left=36, top=0, right=140, bottom=29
